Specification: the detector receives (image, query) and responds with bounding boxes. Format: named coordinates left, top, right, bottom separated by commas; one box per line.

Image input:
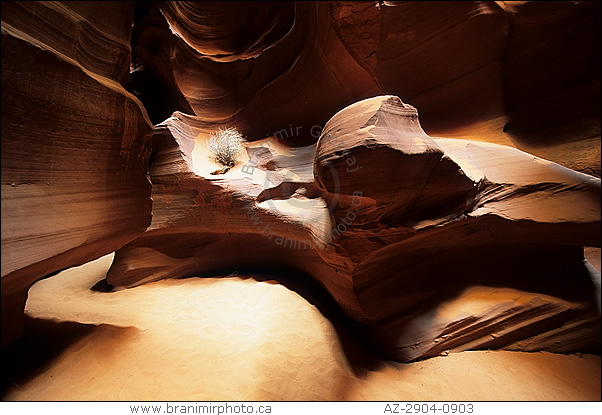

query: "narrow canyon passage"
left=2, top=1, right=600, bottom=405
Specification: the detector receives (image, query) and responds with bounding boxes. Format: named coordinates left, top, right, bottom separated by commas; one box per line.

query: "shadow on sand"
left=188, top=267, right=393, bottom=378
left=1, top=316, right=135, bottom=399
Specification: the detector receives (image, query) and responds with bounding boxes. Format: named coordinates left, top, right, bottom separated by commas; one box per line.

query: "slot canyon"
left=1, top=0, right=600, bottom=403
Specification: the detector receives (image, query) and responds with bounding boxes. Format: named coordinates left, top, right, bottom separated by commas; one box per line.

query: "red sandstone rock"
left=1, top=1, right=153, bottom=348
left=141, top=1, right=599, bottom=173
left=157, top=1, right=381, bottom=143
left=108, top=96, right=600, bottom=362
left=159, top=1, right=295, bottom=62
left=2, top=1, right=599, bottom=358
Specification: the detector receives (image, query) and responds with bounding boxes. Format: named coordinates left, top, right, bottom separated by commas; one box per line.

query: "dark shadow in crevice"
left=499, top=1, right=601, bottom=148
left=90, top=278, right=114, bottom=293
left=130, top=1, right=194, bottom=125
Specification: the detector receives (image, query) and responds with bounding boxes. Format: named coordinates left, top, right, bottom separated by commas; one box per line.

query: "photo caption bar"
left=1, top=401, right=601, bottom=415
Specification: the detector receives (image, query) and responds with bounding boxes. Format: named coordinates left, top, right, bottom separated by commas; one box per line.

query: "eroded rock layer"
left=160, top=1, right=296, bottom=62
left=109, top=96, right=601, bottom=362
left=1, top=1, right=153, bottom=347
left=130, top=1, right=600, bottom=173
left=160, top=1, right=381, bottom=144
left=2, top=1, right=600, bottom=359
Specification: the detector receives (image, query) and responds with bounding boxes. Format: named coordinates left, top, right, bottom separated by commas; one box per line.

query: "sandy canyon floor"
left=1, top=253, right=600, bottom=401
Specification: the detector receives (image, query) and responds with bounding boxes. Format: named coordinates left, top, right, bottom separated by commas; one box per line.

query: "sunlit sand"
left=2, top=254, right=599, bottom=401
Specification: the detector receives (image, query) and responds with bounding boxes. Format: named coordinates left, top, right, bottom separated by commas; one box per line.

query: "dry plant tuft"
left=207, top=127, right=246, bottom=174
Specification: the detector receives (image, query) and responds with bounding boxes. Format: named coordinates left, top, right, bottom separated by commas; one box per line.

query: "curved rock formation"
left=160, top=1, right=381, bottom=143
left=108, top=95, right=600, bottom=362
left=1, top=2, right=153, bottom=348
left=130, top=2, right=194, bottom=125
left=129, top=1, right=599, bottom=173
left=160, top=1, right=295, bottom=62
left=2, top=1, right=600, bottom=360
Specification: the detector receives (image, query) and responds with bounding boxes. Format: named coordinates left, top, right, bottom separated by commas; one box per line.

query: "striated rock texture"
left=1, top=2, right=153, bottom=348
left=130, top=1, right=600, bottom=173
left=159, top=1, right=295, bottom=62
left=108, top=95, right=601, bottom=362
left=157, top=1, right=380, bottom=145
left=2, top=0, right=600, bottom=359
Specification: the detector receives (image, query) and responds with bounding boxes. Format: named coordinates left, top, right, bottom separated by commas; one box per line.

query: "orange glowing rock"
left=108, top=96, right=600, bottom=362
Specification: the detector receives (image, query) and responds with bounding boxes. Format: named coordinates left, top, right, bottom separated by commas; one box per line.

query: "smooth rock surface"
left=160, top=1, right=295, bottom=62
left=160, top=1, right=381, bottom=144
left=2, top=0, right=600, bottom=364
left=1, top=1, right=153, bottom=348
left=108, top=95, right=601, bottom=362
left=130, top=1, right=600, bottom=174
